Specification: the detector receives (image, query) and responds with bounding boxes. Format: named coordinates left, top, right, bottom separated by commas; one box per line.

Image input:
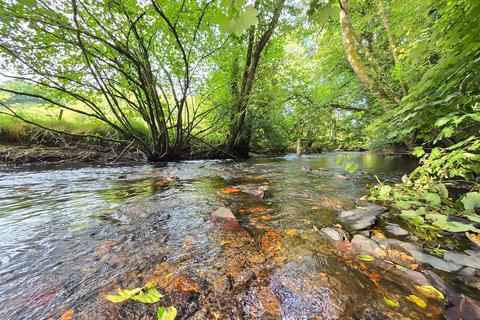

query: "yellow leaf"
left=59, top=308, right=74, bottom=320
left=466, top=232, right=480, bottom=247
left=371, top=229, right=386, bottom=238
left=406, top=294, right=427, bottom=308
left=416, top=285, right=444, bottom=300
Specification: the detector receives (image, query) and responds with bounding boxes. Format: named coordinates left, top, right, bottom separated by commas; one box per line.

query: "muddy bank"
left=0, top=144, right=144, bottom=166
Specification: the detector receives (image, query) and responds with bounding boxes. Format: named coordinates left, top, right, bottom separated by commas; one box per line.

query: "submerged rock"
left=385, top=223, right=409, bottom=236
left=242, top=186, right=269, bottom=199
left=210, top=207, right=242, bottom=231
left=444, top=295, right=480, bottom=320
left=337, top=201, right=387, bottom=230
left=371, top=237, right=463, bottom=272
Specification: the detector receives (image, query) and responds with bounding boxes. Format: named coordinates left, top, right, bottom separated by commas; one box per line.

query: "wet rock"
left=465, top=249, right=480, bottom=258
left=320, top=227, right=344, bottom=242
left=458, top=267, right=478, bottom=277
left=337, top=201, right=387, bottom=230
left=444, top=294, right=480, bottom=320
left=459, top=275, right=480, bottom=290
left=351, top=235, right=386, bottom=258
left=423, top=270, right=457, bottom=298
left=210, top=207, right=242, bottom=231
left=385, top=223, right=409, bottom=236
left=444, top=251, right=480, bottom=269
left=358, top=230, right=370, bottom=237
left=390, top=266, right=429, bottom=286
left=371, top=237, right=463, bottom=272
left=118, top=174, right=127, bottom=179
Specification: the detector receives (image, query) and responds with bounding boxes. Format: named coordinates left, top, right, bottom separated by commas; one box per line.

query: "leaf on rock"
left=131, top=287, right=163, bottom=304
left=157, top=306, right=177, bottom=320
left=416, top=285, right=445, bottom=300
left=384, top=297, right=399, bottom=307
left=359, top=255, right=374, bottom=262
left=406, top=294, right=427, bottom=308
left=466, top=232, right=480, bottom=247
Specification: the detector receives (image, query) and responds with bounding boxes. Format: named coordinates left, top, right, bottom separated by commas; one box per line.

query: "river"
left=1, top=152, right=455, bottom=319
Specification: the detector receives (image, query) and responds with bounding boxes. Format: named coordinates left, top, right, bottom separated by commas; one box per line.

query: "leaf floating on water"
left=416, top=285, right=444, bottom=300
left=466, top=232, right=480, bottom=247
left=358, top=255, right=375, bottom=262
left=59, top=308, right=74, bottom=320
left=406, top=294, right=427, bottom=308
left=157, top=306, right=177, bottom=320
left=285, top=229, right=298, bottom=236
left=131, top=287, right=163, bottom=304
left=384, top=297, right=399, bottom=307
left=221, top=187, right=241, bottom=193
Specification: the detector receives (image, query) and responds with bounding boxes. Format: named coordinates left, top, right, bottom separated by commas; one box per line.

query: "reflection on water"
left=0, top=152, right=423, bottom=319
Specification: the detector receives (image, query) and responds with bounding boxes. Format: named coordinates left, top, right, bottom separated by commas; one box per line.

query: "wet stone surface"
left=0, top=152, right=478, bottom=319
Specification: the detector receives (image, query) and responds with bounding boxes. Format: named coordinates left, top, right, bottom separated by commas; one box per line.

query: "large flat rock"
left=337, top=201, right=387, bottom=230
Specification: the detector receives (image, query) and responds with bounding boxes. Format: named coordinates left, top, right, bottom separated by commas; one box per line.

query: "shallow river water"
left=0, top=152, right=458, bottom=319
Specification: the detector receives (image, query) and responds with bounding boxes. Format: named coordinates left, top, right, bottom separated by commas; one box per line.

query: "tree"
left=226, top=0, right=286, bottom=157
left=0, top=0, right=228, bottom=161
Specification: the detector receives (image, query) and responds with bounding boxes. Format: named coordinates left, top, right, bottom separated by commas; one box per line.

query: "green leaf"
left=412, top=146, right=425, bottom=157
left=462, top=192, right=480, bottom=212
left=359, top=255, right=375, bottom=262
left=105, top=287, right=142, bottom=303
left=464, top=214, right=480, bottom=223
left=384, top=297, right=399, bottom=307
left=131, top=287, right=163, bottom=304
left=433, top=220, right=480, bottom=233
left=435, top=184, right=448, bottom=199
left=157, top=306, right=177, bottom=320
left=378, top=185, right=392, bottom=199
left=105, top=294, right=130, bottom=303
left=425, top=193, right=441, bottom=206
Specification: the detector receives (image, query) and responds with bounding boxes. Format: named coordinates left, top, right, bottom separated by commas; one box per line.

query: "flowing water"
left=0, top=152, right=451, bottom=319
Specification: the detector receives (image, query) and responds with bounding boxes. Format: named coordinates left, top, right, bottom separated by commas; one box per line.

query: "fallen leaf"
left=59, top=308, right=74, bottom=320
left=384, top=297, right=399, bottom=307
left=221, top=187, right=241, bottom=193
left=105, top=287, right=142, bottom=303
left=406, top=294, right=427, bottom=308
left=466, top=232, right=480, bottom=247
left=262, top=231, right=282, bottom=251
left=359, top=255, right=375, bottom=262
left=285, top=229, right=298, bottom=236
left=416, top=285, right=444, bottom=300
left=157, top=306, right=177, bottom=320
left=239, top=207, right=267, bottom=213
left=371, top=229, right=386, bottom=239
left=131, top=287, right=163, bottom=303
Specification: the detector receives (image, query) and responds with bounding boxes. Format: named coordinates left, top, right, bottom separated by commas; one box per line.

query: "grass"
left=0, top=102, right=113, bottom=144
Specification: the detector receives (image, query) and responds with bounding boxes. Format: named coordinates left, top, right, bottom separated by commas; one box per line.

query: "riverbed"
left=1, top=152, right=469, bottom=319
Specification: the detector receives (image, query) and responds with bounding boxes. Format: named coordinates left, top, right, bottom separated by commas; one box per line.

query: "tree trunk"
left=339, top=0, right=398, bottom=110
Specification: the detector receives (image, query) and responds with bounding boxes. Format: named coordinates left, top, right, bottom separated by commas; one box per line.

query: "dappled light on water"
left=0, top=152, right=433, bottom=319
